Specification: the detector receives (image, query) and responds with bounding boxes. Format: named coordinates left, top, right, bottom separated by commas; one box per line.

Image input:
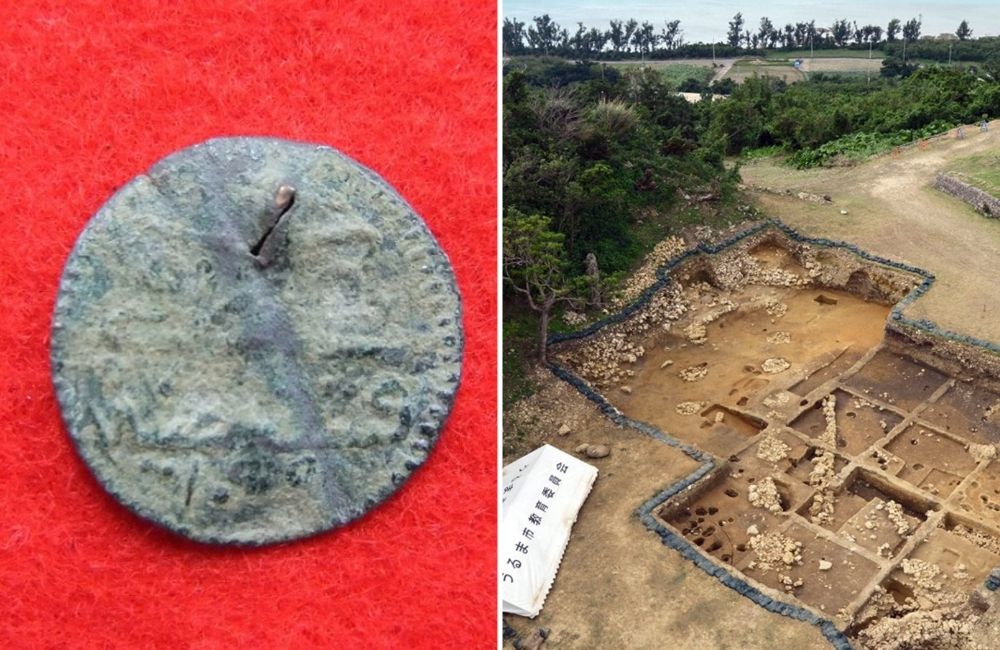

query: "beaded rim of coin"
left=50, top=137, right=463, bottom=545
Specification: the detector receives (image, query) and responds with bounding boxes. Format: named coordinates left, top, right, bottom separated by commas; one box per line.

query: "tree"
left=783, top=24, right=795, bottom=48
left=661, top=19, right=682, bottom=50
left=887, top=18, right=901, bottom=42
left=633, top=21, right=657, bottom=60
left=806, top=21, right=819, bottom=48
left=623, top=19, right=638, bottom=53
left=502, top=18, right=526, bottom=55
left=793, top=22, right=807, bottom=47
left=608, top=19, right=626, bottom=53
left=503, top=210, right=581, bottom=362
left=527, top=14, right=560, bottom=55
left=569, top=23, right=606, bottom=60
left=758, top=17, right=774, bottom=49
left=831, top=19, right=852, bottom=47
left=571, top=23, right=587, bottom=58
left=881, top=56, right=917, bottom=78
left=585, top=28, right=607, bottom=57
left=727, top=12, right=744, bottom=48
left=556, top=27, right=570, bottom=52
left=902, top=17, right=921, bottom=43
left=956, top=20, right=973, bottom=41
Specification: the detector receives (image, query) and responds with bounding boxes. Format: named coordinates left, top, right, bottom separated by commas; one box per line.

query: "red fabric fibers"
left=0, top=1, right=497, bottom=648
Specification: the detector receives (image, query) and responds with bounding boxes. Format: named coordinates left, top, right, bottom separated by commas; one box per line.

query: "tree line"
left=503, top=13, right=982, bottom=59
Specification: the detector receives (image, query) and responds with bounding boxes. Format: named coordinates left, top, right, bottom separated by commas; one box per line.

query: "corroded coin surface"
left=51, top=137, right=462, bottom=545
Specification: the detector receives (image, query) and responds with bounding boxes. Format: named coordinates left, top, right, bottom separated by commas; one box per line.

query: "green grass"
left=502, top=304, right=539, bottom=409
left=946, top=151, right=1000, bottom=197
left=740, top=145, right=784, bottom=161
left=727, top=60, right=805, bottom=81
left=911, top=58, right=981, bottom=71
left=764, top=48, right=885, bottom=60
left=606, top=61, right=713, bottom=88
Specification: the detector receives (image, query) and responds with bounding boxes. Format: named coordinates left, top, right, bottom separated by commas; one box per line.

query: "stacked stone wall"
left=935, top=173, right=1000, bottom=218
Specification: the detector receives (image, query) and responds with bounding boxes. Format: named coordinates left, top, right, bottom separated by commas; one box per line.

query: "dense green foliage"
left=502, top=60, right=740, bottom=386
left=709, top=67, right=1000, bottom=166
left=504, top=62, right=735, bottom=277
left=884, top=37, right=1000, bottom=63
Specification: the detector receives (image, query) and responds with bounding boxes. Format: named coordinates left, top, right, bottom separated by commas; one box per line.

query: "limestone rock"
left=585, top=445, right=610, bottom=459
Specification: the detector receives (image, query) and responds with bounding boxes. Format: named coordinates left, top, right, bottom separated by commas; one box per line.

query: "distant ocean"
left=503, top=1, right=1000, bottom=42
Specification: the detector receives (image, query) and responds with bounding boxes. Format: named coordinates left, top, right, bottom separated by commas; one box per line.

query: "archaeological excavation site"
left=547, top=222, right=1000, bottom=649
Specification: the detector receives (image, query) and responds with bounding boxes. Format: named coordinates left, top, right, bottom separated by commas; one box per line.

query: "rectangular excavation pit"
left=954, top=461, right=1000, bottom=531
left=919, top=381, right=1000, bottom=445
left=843, top=349, right=949, bottom=412
left=698, top=404, right=767, bottom=437
left=802, top=468, right=933, bottom=559
left=883, top=424, right=979, bottom=498
left=660, top=473, right=790, bottom=567
left=735, top=521, right=881, bottom=615
left=789, top=348, right=864, bottom=397
left=658, top=448, right=822, bottom=558
left=904, top=513, right=1000, bottom=589
left=790, top=388, right=904, bottom=455
left=664, top=404, right=770, bottom=460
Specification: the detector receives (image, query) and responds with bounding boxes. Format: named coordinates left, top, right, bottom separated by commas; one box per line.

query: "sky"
left=503, top=1, right=1000, bottom=42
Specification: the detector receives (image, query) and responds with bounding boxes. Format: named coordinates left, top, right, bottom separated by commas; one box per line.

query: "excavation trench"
left=551, top=226, right=1000, bottom=644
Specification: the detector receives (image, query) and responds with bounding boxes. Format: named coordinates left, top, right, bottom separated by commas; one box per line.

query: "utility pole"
left=712, top=40, right=716, bottom=66
left=949, top=43, right=953, bottom=64
left=868, top=39, right=872, bottom=87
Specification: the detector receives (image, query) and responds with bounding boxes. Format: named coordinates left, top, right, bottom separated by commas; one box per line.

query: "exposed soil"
left=799, top=57, right=883, bottom=75
left=505, top=230, right=1000, bottom=648
left=502, top=367, right=830, bottom=649
left=741, top=119, right=1000, bottom=344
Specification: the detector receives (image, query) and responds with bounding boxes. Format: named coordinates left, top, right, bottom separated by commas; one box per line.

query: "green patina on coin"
left=51, top=137, right=462, bottom=545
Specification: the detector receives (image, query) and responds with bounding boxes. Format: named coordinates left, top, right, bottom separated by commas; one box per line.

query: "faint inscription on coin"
left=51, top=137, right=462, bottom=545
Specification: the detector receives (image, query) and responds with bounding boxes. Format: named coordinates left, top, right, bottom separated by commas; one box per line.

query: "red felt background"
left=0, top=1, right=497, bottom=648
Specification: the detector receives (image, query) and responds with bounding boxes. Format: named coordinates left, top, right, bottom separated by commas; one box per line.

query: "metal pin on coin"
left=251, top=185, right=296, bottom=266
left=51, top=137, right=463, bottom=545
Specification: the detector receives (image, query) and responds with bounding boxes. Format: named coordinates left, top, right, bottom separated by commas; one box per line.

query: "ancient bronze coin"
left=51, top=137, right=462, bottom=545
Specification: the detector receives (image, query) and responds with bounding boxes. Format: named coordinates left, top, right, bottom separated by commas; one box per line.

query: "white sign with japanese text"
left=501, top=444, right=598, bottom=618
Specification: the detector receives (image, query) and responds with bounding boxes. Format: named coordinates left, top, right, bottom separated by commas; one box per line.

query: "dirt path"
left=740, top=121, right=1000, bottom=344
left=710, top=58, right=737, bottom=83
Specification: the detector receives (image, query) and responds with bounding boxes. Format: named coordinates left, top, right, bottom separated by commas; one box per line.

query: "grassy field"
left=725, top=59, right=805, bottom=83
left=605, top=60, right=714, bottom=87
left=765, top=48, right=886, bottom=60
left=946, top=151, right=1000, bottom=197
